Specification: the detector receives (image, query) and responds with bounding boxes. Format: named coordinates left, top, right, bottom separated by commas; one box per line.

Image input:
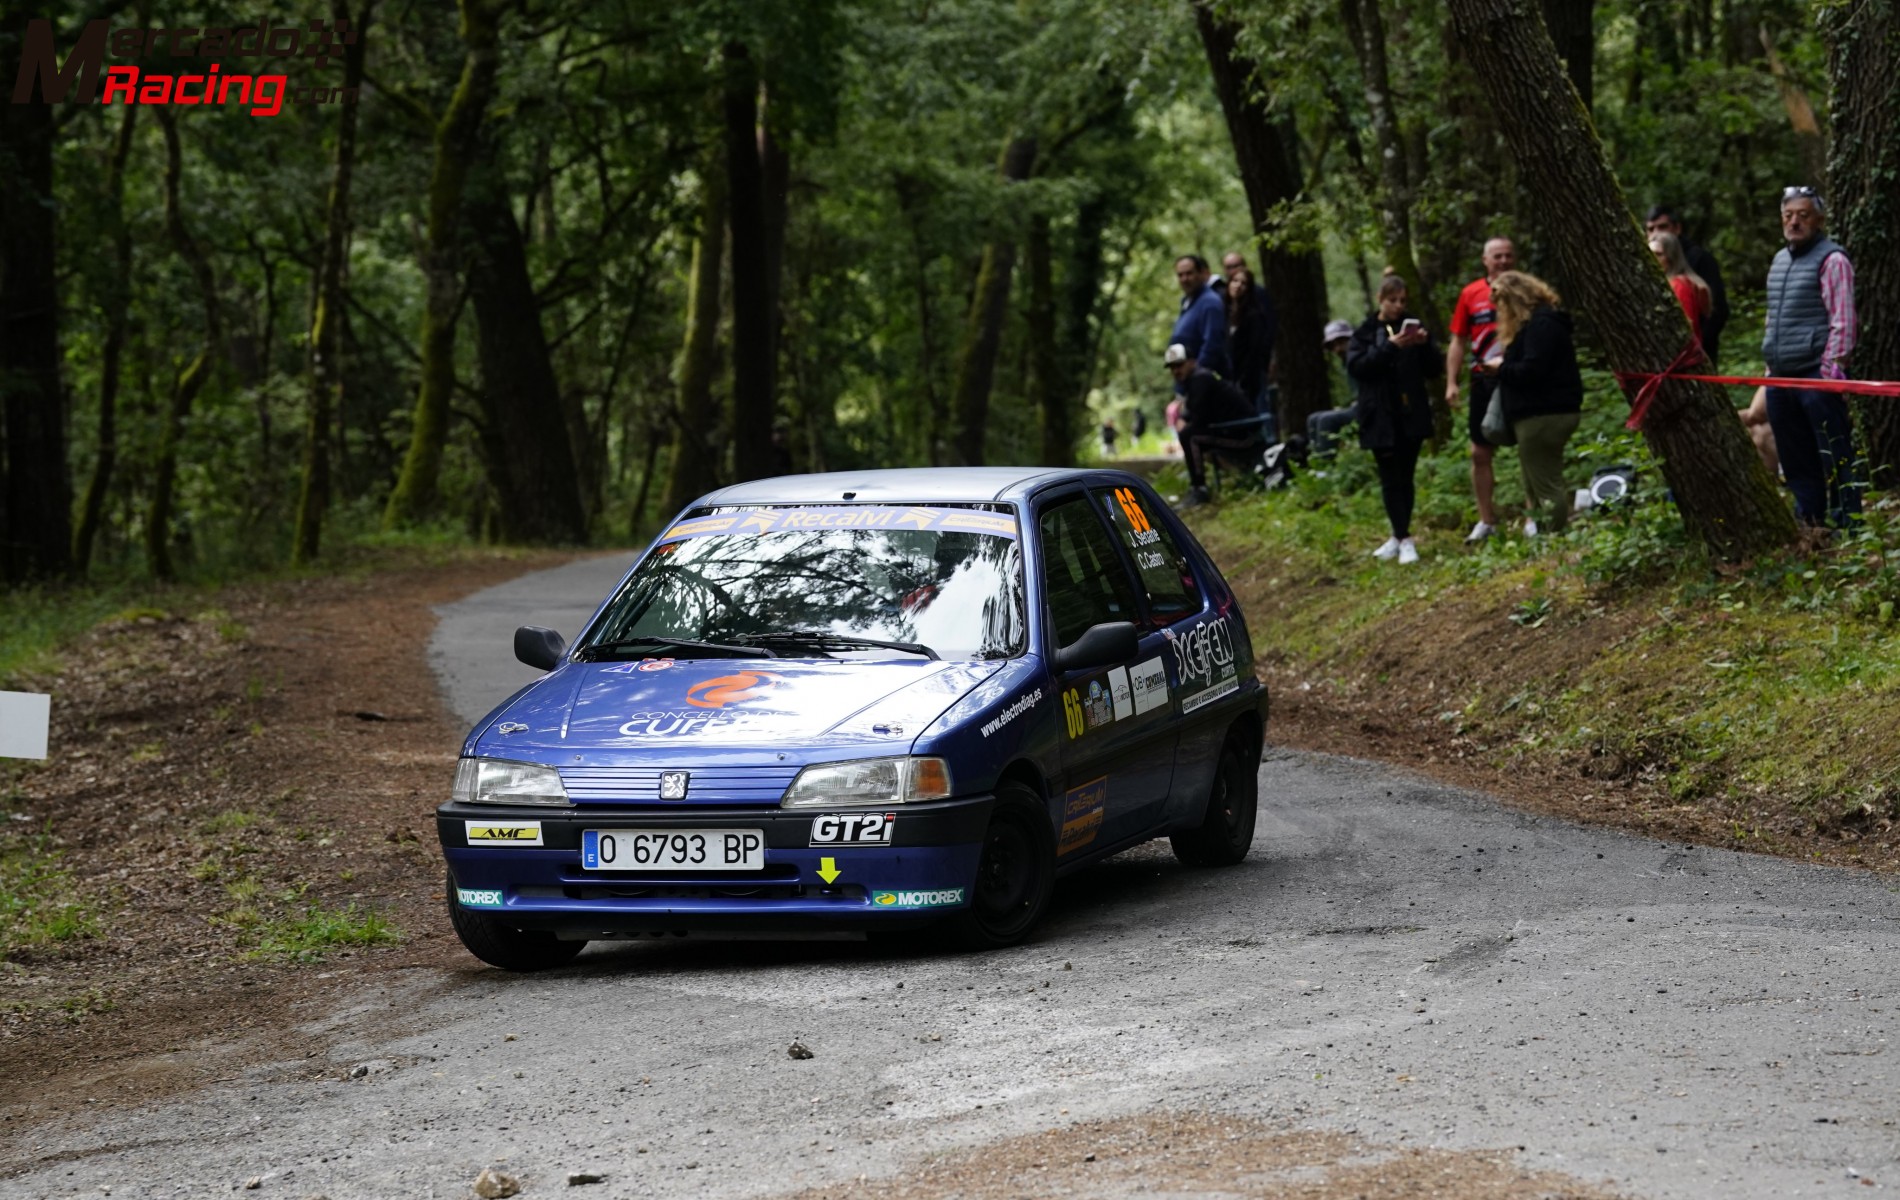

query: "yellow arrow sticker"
left=816, top=856, right=842, bottom=884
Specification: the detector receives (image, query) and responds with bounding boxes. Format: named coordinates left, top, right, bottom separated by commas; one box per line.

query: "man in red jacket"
left=1443, top=237, right=1516, bottom=543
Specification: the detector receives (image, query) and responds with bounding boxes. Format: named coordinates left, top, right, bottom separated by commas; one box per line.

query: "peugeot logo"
left=659, top=771, right=690, bottom=800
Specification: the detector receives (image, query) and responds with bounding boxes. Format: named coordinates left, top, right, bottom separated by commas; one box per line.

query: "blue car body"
left=437, top=467, right=1267, bottom=944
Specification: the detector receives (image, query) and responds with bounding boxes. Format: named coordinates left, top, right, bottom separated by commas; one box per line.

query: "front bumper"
left=436, top=794, right=992, bottom=933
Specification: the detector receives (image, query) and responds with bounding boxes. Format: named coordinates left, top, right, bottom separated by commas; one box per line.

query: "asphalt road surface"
left=11, top=557, right=1898, bottom=1198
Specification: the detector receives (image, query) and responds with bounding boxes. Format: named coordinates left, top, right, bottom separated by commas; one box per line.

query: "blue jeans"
left=1764, top=383, right=1862, bottom=527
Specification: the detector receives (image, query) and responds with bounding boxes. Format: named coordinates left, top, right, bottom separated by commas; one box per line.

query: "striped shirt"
left=1818, top=251, right=1857, bottom=380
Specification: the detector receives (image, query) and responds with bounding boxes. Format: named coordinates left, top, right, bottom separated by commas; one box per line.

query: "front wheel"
left=1169, top=739, right=1259, bottom=867
left=445, top=873, right=587, bottom=971
left=946, top=783, right=1055, bottom=950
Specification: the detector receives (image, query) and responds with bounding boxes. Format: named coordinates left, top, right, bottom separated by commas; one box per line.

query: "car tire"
left=947, top=783, right=1056, bottom=951
left=1169, top=737, right=1258, bottom=867
left=445, top=873, right=587, bottom=971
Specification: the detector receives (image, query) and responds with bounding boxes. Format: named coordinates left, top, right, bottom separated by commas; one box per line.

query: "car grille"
left=519, top=881, right=864, bottom=903
left=557, top=764, right=800, bottom=806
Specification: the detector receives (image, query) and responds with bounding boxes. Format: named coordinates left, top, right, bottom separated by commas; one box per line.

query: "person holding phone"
left=1347, top=273, right=1441, bottom=564
left=1490, top=270, right=1584, bottom=535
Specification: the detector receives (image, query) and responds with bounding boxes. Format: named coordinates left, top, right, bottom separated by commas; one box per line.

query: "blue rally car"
left=438, top=468, right=1267, bottom=969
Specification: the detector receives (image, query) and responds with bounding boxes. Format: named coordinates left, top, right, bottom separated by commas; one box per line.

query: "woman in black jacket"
left=1346, top=273, right=1441, bottom=564
left=1486, top=270, right=1584, bottom=534
left=1226, top=269, right=1274, bottom=417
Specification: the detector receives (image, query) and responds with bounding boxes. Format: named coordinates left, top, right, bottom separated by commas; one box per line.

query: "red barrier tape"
left=1616, top=352, right=1900, bottom=430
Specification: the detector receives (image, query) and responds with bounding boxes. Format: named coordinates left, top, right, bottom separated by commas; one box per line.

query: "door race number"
left=582, top=829, right=765, bottom=871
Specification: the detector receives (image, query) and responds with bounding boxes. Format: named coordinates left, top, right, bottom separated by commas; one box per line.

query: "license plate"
left=581, top=829, right=765, bottom=871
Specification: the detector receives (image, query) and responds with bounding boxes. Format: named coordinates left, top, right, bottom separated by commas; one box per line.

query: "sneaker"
left=1372, top=538, right=1400, bottom=560
left=1176, top=486, right=1211, bottom=512
left=1397, top=538, right=1419, bottom=565
left=1464, top=521, right=1495, bottom=543
left=1523, top=517, right=1539, bottom=537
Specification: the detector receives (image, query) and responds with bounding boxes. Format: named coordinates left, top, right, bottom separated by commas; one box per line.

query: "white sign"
left=0, top=691, right=51, bottom=759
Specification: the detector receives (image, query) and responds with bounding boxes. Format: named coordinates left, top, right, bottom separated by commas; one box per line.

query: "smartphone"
left=1400, top=318, right=1422, bottom=334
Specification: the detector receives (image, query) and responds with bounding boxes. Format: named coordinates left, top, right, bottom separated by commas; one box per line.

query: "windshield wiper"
left=575, top=636, right=777, bottom=661
left=735, top=630, right=939, bottom=661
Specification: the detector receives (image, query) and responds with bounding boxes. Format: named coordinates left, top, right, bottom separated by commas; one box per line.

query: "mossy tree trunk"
left=74, top=102, right=139, bottom=575
left=1445, top=0, right=1797, bottom=560
left=661, top=165, right=727, bottom=516
left=950, top=135, right=1037, bottom=467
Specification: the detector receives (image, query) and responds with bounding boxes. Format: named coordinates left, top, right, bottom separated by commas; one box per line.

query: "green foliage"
left=244, top=904, right=400, bottom=962
left=0, top=823, right=98, bottom=957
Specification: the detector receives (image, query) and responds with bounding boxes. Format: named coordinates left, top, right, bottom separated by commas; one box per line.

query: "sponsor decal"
left=598, top=658, right=677, bottom=675
left=686, top=671, right=779, bottom=709
left=496, top=721, right=528, bottom=735
left=1179, top=675, right=1241, bottom=715
left=662, top=506, right=1019, bottom=543
left=465, top=820, right=543, bottom=847
left=1106, top=666, right=1132, bottom=720
left=617, top=711, right=737, bottom=738
left=457, top=887, right=505, bottom=909
left=1128, top=657, right=1169, bottom=715
left=1060, top=687, right=1086, bottom=739
left=1164, top=616, right=1235, bottom=693
left=658, top=771, right=690, bottom=800
left=1083, top=679, right=1114, bottom=729
left=809, top=812, right=895, bottom=846
left=1111, top=487, right=1161, bottom=547
left=1058, top=777, right=1107, bottom=856
left=980, top=688, right=1042, bottom=738
left=871, top=888, right=965, bottom=909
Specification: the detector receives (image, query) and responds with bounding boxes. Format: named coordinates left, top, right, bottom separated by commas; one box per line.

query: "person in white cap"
left=1306, top=319, right=1360, bottom=458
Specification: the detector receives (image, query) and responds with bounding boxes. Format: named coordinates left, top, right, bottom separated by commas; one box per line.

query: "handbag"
left=1481, top=385, right=1517, bottom=446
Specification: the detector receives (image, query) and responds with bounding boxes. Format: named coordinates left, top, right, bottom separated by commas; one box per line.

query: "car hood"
left=474, top=657, right=1006, bottom=760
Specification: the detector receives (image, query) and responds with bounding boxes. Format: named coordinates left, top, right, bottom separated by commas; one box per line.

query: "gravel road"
left=9, top=557, right=1897, bottom=1198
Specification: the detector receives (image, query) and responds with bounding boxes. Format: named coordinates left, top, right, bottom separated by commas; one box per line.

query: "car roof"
left=694, top=467, right=1147, bottom=508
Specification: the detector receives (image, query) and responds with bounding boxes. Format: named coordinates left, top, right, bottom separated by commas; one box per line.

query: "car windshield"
left=580, top=505, right=1027, bottom=661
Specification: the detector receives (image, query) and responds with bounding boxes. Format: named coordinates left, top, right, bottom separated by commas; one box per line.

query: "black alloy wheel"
left=1169, top=735, right=1259, bottom=867
left=445, top=872, right=588, bottom=971
left=948, top=782, right=1055, bottom=950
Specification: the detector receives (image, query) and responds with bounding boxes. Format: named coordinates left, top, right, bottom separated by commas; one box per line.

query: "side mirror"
left=514, top=625, right=567, bottom=672
left=1054, top=621, right=1139, bottom=674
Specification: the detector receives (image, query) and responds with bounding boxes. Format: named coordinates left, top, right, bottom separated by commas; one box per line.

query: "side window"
left=1097, top=486, right=1202, bottom=625
left=1038, top=496, right=1140, bottom=648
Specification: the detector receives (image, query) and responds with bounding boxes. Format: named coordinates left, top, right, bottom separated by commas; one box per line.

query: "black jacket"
left=1345, top=313, right=1440, bottom=448
left=1681, top=239, right=1728, bottom=341
left=1179, top=367, right=1255, bottom=430
left=1495, top=306, right=1584, bottom=420
left=1229, top=294, right=1274, bottom=400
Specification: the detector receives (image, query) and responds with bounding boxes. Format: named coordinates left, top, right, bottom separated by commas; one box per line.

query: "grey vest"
left=1762, top=236, right=1842, bottom=376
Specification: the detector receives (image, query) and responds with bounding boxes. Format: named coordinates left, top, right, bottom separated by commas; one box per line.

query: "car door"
left=1092, top=482, right=1226, bottom=829
left=1036, top=491, right=1174, bottom=857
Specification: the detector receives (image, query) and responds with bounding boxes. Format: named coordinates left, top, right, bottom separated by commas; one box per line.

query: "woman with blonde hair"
left=1647, top=230, right=1711, bottom=353
left=1486, top=270, right=1584, bottom=534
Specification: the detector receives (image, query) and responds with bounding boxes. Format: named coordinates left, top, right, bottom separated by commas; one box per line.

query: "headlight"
left=780, top=757, right=953, bottom=808
left=451, top=757, right=571, bottom=807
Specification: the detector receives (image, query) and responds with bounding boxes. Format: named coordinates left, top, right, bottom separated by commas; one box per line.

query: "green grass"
left=0, top=823, right=99, bottom=957
left=243, top=903, right=400, bottom=962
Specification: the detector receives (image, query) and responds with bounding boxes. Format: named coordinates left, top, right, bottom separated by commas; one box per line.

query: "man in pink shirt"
left=1762, top=187, right=1861, bottom=527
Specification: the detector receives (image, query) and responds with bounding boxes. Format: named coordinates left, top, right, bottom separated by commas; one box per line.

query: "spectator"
left=1171, top=256, right=1230, bottom=384
left=1307, top=319, right=1360, bottom=458
left=1648, top=231, right=1711, bottom=355
left=1762, top=186, right=1861, bottom=528
left=1226, top=268, right=1274, bottom=418
left=1221, top=252, right=1280, bottom=379
left=1100, top=418, right=1118, bottom=458
left=1346, top=276, right=1440, bottom=564
left=1444, top=237, right=1517, bottom=543
left=1165, top=342, right=1260, bottom=510
left=1489, top=270, right=1584, bottom=535
left=1645, top=204, right=1729, bottom=367
left=1131, top=408, right=1148, bottom=440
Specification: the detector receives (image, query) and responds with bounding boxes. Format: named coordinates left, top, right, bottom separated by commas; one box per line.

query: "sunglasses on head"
left=1782, top=185, right=1819, bottom=202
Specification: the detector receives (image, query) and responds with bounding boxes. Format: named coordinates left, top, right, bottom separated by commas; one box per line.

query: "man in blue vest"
left=1762, top=186, right=1861, bottom=528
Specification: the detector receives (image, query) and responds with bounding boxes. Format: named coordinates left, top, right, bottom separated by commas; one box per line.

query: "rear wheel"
left=1169, top=738, right=1258, bottom=867
left=445, top=873, right=587, bottom=971
left=946, top=783, right=1055, bottom=950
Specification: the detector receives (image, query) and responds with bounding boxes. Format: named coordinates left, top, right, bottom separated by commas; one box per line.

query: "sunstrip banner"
left=663, top=506, right=1018, bottom=543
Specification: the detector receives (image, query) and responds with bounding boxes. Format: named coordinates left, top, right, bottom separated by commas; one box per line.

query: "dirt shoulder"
left=0, top=549, right=582, bottom=1134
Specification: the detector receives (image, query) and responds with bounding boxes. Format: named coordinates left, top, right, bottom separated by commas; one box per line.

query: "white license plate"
left=581, top=829, right=765, bottom=871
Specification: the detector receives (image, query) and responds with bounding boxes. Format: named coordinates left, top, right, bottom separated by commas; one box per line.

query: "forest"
left=2, top=0, right=1897, bottom=584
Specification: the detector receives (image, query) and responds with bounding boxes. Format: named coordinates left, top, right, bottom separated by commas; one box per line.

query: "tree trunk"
left=1825, top=0, right=1900, bottom=490
left=1761, top=25, right=1829, bottom=188
left=661, top=167, right=727, bottom=516
left=950, top=136, right=1038, bottom=466
left=1026, top=215, right=1066, bottom=466
left=74, top=103, right=139, bottom=575
left=725, top=42, right=779, bottom=483
left=1194, top=3, right=1332, bottom=437
left=0, top=13, right=72, bottom=582
left=1541, top=0, right=1596, bottom=112
left=894, top=173, right=945, bottom=465
left=293, top=0, right=373, bottom=566
left=146, top=107, right=223, bottom=581
left=1445, top=0, right=1796, bottom=559
left=464, top=186, right=588, bottom=544
left=382, top=0, right=499, bottom=528
left=1338, top=0, right=1441, bottom=335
